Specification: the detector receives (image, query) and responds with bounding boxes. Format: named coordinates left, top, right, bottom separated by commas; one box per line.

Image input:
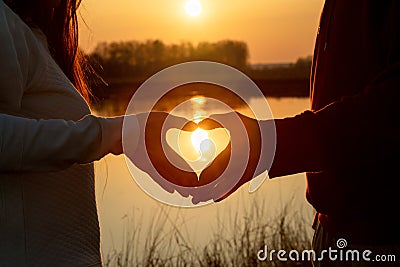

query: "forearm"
left=0, top=114, right=124, bottom=172
left=267, top=63, right=400, bottom=178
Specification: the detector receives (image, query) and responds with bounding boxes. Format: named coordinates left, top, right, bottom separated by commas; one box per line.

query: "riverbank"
left=91, top=78, right=309, bottom=115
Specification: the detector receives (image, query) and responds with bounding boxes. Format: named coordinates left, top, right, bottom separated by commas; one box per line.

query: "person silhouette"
left=0, top=0, right=196, bottom=265
left=194, top=1, right=400, bottom=266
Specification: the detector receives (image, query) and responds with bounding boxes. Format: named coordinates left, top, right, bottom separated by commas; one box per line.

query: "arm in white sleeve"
left=0, top=114, right=126, bottom=172
left=0, top=3, right=140, bottom=172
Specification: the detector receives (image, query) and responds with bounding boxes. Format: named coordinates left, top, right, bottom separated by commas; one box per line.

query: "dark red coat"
left=270, top=0, right=400, bottom=244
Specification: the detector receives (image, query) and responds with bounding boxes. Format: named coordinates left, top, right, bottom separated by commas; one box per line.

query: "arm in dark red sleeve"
left=268, top=62, right=400, bottom=178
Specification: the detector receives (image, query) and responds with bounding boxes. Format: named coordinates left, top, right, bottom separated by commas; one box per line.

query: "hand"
left=192, top=112, right=263, bottom=203
left=124, top=112, right=199, bottom=196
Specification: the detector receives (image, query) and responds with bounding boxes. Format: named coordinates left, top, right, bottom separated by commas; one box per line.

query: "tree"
left=86, top=39, right=250, bottom=83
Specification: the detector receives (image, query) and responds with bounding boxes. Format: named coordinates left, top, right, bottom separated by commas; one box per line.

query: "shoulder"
left=0, top=1, right=31, bottom=57
left=0, top=0, right=44, bottom=110
left=0, top=0, right=22, bottom=28
left=0, top=1, right=34, bottom=41
left=0, top=1, right=49, bottom=70
left=0, top=0, right=8, bottom=14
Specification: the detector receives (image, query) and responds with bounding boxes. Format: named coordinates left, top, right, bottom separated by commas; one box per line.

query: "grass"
left=94, top=89, right=313, bottom=267
left=103, top=194, right=314, bottom=267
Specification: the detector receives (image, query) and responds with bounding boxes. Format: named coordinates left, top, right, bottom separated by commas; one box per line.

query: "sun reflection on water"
left=190, top=96, right=207, bottom=123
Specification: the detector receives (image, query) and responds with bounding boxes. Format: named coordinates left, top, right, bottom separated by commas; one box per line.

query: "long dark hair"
left=5, top=0, right=92, bottom=102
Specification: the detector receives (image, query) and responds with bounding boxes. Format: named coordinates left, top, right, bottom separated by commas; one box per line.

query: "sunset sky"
left=78, top=0, right=325, bottom=64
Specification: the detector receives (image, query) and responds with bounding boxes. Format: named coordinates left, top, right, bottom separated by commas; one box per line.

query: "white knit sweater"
left=0, top=1, right=122, bottom=266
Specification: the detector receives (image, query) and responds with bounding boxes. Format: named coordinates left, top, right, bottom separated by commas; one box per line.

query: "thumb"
left=181, top=120, right=198, bottom=132
left=198, top=114, right=228, bottom=130
left=163, top=114, right=198, bottom=132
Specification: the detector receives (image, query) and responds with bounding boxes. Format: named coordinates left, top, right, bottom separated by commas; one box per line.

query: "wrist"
left=256, top=119, right=276, bottom=177
left=98, top=116, right=124, bottom=155
left=121, top=114, right=140, bottom=156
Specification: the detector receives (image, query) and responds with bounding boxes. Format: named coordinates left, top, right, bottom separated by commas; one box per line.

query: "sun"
left=191, top=128, right=209, bottom=153
left=185, top=0, right=202, bottom=17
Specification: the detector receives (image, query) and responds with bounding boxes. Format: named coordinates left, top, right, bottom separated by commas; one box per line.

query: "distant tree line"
left=85, top=39, right=312, bottom=84
left=87, top=40, right=250, bottom=84
left=248, top=56, right=312, bottom=80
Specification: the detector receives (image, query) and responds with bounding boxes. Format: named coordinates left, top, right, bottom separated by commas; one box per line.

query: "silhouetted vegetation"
left=248, top=56, right=312, bottom=80
left=85, top=40, right=312, bottom=103
left=87, top=40, right=249, bottom=83
left=104, top=196, right=313, bottom=267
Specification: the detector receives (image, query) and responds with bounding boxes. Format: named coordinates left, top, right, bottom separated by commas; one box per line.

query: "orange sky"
left=78, top=0, right=325, bottom=64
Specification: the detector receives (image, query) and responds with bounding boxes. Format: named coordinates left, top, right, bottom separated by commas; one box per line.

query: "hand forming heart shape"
left=124, top=111, right=264, bottom=204
left=194, top=112, right=263, bottom=203
left=121, top=62, right=277, bottom=206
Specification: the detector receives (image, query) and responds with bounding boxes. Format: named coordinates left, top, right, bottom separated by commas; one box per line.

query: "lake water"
left=93, top=96, right=315, bottom=257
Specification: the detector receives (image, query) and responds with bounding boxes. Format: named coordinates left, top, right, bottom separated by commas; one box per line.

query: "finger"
left=181, top=120, right=198, bottom=132
left=197, top=117, right=224, bottom=130
left=145, top=140, right=199, bottom=188
left=197, top=119, right=220, bottom=130
left=213, top=145, right=260, bottom=202
left=191, top=187, right=215, bottom=204
left=163, top=114, right=197, bottom=131
left=151, top=155, right=198, bottom=187
left=192, top=195, right=204, bottom=205
left=174, top=186, right=190, bottom=198
left=198, top=112, right=240, bottom=130
left=198, top=143, right=231, bottom=186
